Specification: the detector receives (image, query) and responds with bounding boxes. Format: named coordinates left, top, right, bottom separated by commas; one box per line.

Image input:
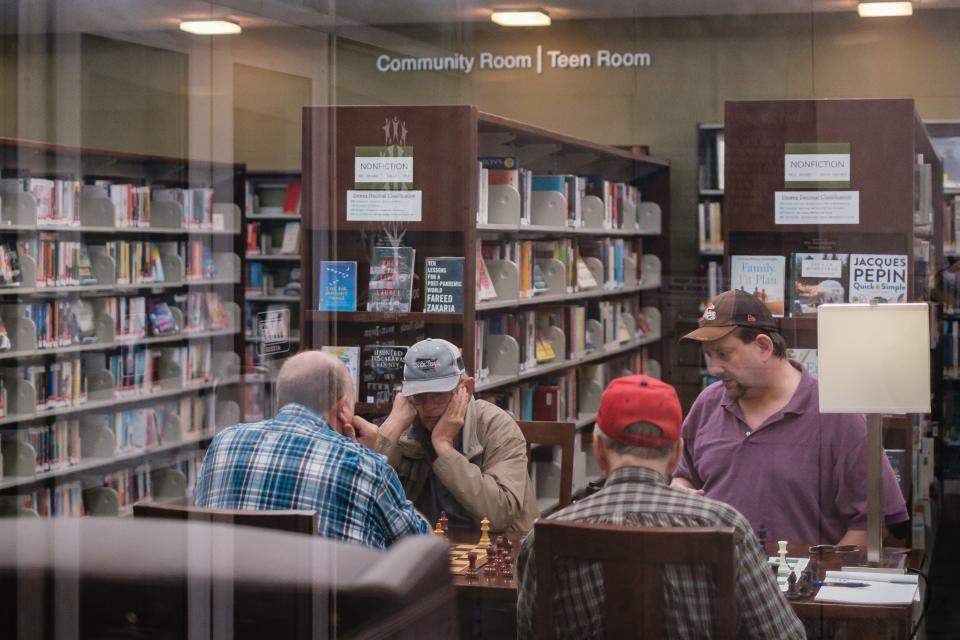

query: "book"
left=362, top=345, right=408, bottom=405
left=280, top=222, right=301, bottom=254
left=423, top=257, right=464, bottom=314
left=367, top=246, right=415, bottom=312
left=147, top=300, right=179, bottom=336
left=729, top=255, right=786, bottom=317
left=848, top=254, right=908, bottom=304
left=0, top=243, right=21, bottom=287
left=790, top=253, right=849, bottom=317
left=534, top=331, right=557, bottom=363
left=318, top=261, right=357, bottom=311
left=321, top=346, right=360, bottom=393
left=477, top=256, right=498, bottom=301
left=282, top=181, right=302, bottom=215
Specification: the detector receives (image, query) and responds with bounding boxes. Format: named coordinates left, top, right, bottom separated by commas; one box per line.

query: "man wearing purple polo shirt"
left=671, top=290, right=909, bottom=546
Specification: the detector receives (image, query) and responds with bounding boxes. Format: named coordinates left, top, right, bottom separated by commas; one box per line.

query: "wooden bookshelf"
left=723, top=99, right=944, bottom=541
left=0, top=138, right=247, bottom=517
left=301, top=105, right=670, bottom=502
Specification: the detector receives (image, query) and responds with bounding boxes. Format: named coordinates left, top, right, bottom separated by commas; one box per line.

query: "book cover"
left=282, top=181, right=302, bottom=214
left=730, top=255, right=786, bottom=317
left=362, top=345, right=408, bottom=405
left=790, top=253, right=849, bottom=317
left=0, top=243, right=22, bottom=287
left=848, top=254, right=908, bottom=304
left=280, top=222, right=301, bottom=255
left=367, top=246, right=414, bottom=312
left=318, top=261, right=357, bottom=311
left=321, top=346, right=360, bottom=393
left=147, top=300, right=179, bottom=336
left=423, top=257, right=464, bottom=314
left=477, top=256, right=498, bottom=301
left=534, top=329, right=556, bottom=363
left=533, top=385, right=560, bottom=421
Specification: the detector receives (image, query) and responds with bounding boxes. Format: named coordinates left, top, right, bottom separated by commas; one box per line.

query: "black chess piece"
left=465, top=551, right=479, bottom=580
left=757, top=524, right=767, bottom=550
left=483, top=545, right=497, bottom=577
left=799, top=570, right=814, bottom=597
left=785, top=571, right=800, bottom=600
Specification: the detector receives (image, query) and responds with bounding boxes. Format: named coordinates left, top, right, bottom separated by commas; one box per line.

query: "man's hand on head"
left=350, top=415, right=381, bottom=450
left=431, top=385, right=470, bottom=456
left=379, top=391, right=418, bottom=444
left=669, top=477, right=705, bottom=496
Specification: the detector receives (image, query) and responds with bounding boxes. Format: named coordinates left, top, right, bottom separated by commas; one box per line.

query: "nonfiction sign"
left=376, top=45, right=652, bottom=75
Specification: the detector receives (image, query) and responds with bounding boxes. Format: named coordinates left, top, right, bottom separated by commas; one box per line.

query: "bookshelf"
left=0, top=138, right=245, bottom=518
left=724, top=99, right=943, bottom=547
left=242, top=171, right=302, bottom=420
left=301, top=105, right=670, bottom=503
left=695, top=123, right=725, bottom=389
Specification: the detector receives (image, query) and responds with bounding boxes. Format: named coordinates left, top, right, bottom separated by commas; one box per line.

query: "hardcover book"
left=367, top=246, right=414, bottom=312
left=318, top=261, right=357, bottom=311
left=790, top=253, right=849, bottom=317
left=423, top=257, right=464, bottom=314
left=848, top=254, right=908, bottom=304
left=730, top=255, right=786, bottom=317
left=362, top=345, right=408, bottom=405
left=321, top=345, right=360, bottom=393
left=147, top=300, right=179, bottom=336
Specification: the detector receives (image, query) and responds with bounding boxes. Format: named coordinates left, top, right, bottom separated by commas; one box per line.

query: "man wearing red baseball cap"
left=515, top=375, right=803, bottom=639
left=673, top=290, right=908, bottom=547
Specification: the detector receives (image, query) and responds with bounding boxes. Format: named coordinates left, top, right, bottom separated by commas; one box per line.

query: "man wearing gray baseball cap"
left=353, top=338, right=538, bottom=532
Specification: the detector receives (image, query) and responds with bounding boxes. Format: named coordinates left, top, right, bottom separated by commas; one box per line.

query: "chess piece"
left=769, top=563, right=779, bottom=580
left=478, top=517, right=491, bottom=547
left=757, top=524, right=767, bottom=550
left=483, top=545, right=497, bottom=577
left=785, top=571, right=800, bottom=600
left=501, top=553, right=514, bottom=579
left=495, top=535, right=506, bottom=553
left=433, top=520, right=445, bottom=537
left=777, top=540, right=789, bottom=574
left=439, top=511, right=448, bottom=533
left=465, top=551, right=479, bottom=580
left=799, top=570, right=813, bottom=597
left=807, top=557, right=820, bottom=583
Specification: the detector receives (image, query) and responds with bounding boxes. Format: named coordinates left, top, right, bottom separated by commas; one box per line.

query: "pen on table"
left=815, top=581, right=870, bottom=588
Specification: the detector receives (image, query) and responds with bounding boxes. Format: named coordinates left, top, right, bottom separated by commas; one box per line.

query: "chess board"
left=448, top=543, right=490, bottom=575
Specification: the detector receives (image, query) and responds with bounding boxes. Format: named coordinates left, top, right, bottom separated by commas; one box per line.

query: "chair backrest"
left=133, top=502, right=317, bottom=535
left=516, top=420, right=576, bottom=510
left=533, top=520, right=737, bottom=639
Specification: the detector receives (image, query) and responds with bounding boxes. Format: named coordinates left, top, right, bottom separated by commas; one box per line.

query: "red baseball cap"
left=595, top=375, right=682, bottom=447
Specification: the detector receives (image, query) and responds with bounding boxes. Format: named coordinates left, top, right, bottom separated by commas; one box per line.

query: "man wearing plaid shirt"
left=516, top=375, right=804, bottom=639
left=194, top=351, right=429, bottom=549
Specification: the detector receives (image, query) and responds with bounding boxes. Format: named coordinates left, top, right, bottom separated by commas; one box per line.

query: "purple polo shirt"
left=674, top=361, right=909, bottom=546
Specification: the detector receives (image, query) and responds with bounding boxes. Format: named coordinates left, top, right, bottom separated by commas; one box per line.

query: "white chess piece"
left=777, top=540, right=790, bottom=574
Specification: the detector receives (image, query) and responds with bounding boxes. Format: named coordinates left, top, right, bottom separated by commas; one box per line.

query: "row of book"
left=182, top=292, right=232, bottom=334
left=730, top=253, right=908, bottom=318
left=12, top=481, right=84, bottom=518
left=1, top=180, right=221, bottom=230
left=16, top=238, right=96, bottom=287
left=942, top=196, right=960, bottom=255
left=699, top=130, right=725, bottom=192
left=703, top=261, right=724, bottom=311
left=107, top=342, right=216, bottom=395
left=15, top=359, right=88, bottom=411
left=697, top=200, right=723, bottom=253
left=942, top=269, right=960, bottom=315
left=245, top=180, right=301, bottom=216
left=475, top=157, right=641, bottom=230
left=245, top=221, right=301, bottom=256
left=248, top=262, right=301, bottom=297
left=24, top=300, right=97, bottom=349
left=7, top=418, right=81, bottom=473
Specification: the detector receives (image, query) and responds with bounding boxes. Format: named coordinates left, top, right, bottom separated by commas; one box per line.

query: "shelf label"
left=784, top=143, right=851, bottom=188
left=775, top=191, right=859, bottom=225
left=355, top=146, right=413, bottom=189
left=346, top=190, right=422, bottom=222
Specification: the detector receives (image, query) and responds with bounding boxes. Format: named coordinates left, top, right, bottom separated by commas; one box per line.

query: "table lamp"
left=817, top=302, right=930, bottom=565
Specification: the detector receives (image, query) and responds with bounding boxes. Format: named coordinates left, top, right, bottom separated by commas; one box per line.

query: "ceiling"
left=1, top=0, right=958, bottom=35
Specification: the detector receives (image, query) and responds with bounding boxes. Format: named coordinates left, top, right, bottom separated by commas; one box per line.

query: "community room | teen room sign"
left=375, top=45, right=652, bottom=75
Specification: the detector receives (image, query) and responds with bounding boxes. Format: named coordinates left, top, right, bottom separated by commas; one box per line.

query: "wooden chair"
left=516, top=420, right=576, bottom=510
left=133, top=502, right=317, bottom=535
left=533, top=520, right=737, bottom=639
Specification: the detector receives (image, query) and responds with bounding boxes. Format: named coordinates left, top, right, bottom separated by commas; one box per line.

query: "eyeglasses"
left=808, top=544, right=860, bottom=554
left=409, top=389, right=456, bottom=406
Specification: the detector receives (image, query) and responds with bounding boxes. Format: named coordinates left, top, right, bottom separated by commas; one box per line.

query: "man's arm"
left=836, top=529, right=867, bottom=547
left=375, top=461, right=430, bottom=545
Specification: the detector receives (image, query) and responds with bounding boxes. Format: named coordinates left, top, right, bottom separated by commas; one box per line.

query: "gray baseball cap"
left=401, top=338, right=465, bottom=396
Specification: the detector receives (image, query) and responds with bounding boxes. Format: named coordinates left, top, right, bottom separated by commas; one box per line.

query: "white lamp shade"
left=817, top=303, right=930, bottom=413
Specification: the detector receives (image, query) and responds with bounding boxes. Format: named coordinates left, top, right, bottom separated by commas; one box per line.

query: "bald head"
left=276, top=351, right=353, bottom=418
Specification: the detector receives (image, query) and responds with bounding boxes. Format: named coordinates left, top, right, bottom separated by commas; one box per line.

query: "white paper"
left=785, top=153, right=850, bottom=184
left=354, top=156, right=413, bottom=184
left=824, top=571, right=918, bottom=584
left=815, top=581, right=918, bottom=605
left=775, top=191, right=859, bottom=225
left=346, top=190, right=422, bottom=222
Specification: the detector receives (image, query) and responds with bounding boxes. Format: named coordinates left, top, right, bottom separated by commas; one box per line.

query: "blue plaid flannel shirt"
left=193, top=403, right=429, bottom=548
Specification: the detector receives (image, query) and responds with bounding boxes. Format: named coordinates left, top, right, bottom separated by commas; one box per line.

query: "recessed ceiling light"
left=491, top=10, right=551, bottom=27
left=179, top=20, right=242, bottom=35
left=857, top=2, right=913, bottom=17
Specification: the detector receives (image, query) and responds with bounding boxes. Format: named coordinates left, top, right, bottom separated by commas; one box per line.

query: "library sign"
left=375, top=45, right=652, bottom=75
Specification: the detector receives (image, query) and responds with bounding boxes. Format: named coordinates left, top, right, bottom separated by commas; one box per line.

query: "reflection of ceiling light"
left=179, top=20, right=242, bottom=35
left=857, top=2, right=913, bottom=17
left=491, top=10, right=551, bottom=27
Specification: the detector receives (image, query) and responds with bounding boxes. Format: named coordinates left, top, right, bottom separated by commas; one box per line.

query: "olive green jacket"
left=375, top=398, right=539, bottom=533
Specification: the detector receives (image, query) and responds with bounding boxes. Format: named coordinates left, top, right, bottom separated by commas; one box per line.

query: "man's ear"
left=666, top=438, right=684, bottom=476
left=335, top=394, right=354, bottom=430
left=754, top=334, right=775, bottom=360
left=593, top=433, right=609, bottom=474
left=464, top=377, right=476, bottom=395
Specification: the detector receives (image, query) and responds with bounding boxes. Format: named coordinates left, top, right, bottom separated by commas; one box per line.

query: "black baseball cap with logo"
left=681, top=289, right=779, bottom=342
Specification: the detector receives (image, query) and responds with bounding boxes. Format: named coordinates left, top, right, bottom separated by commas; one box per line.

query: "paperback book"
left=790, top=253, right=849, bottom=317
left=848, top=254, right=908, bottom=304
left=729, top=255, right=786, bottom=317
left=423, top=257, right=464, bottom=314
left=477, top=256, right=498, bottom=301
left=362, top=345, right=408, bottom=405
left=318, top=261, right=357, bottom=311
left=367, top=246, right=415, bottom=312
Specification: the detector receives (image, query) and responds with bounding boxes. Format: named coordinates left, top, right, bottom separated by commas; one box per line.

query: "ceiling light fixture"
left=857, top=2, right=913, bottom=17
left=491, top=10, right=551, bottom=27
left=179, top=20, right=242, bottom=35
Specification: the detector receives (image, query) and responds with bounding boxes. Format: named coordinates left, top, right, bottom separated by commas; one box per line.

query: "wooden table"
left=447, top=533, right=924, bottom=640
